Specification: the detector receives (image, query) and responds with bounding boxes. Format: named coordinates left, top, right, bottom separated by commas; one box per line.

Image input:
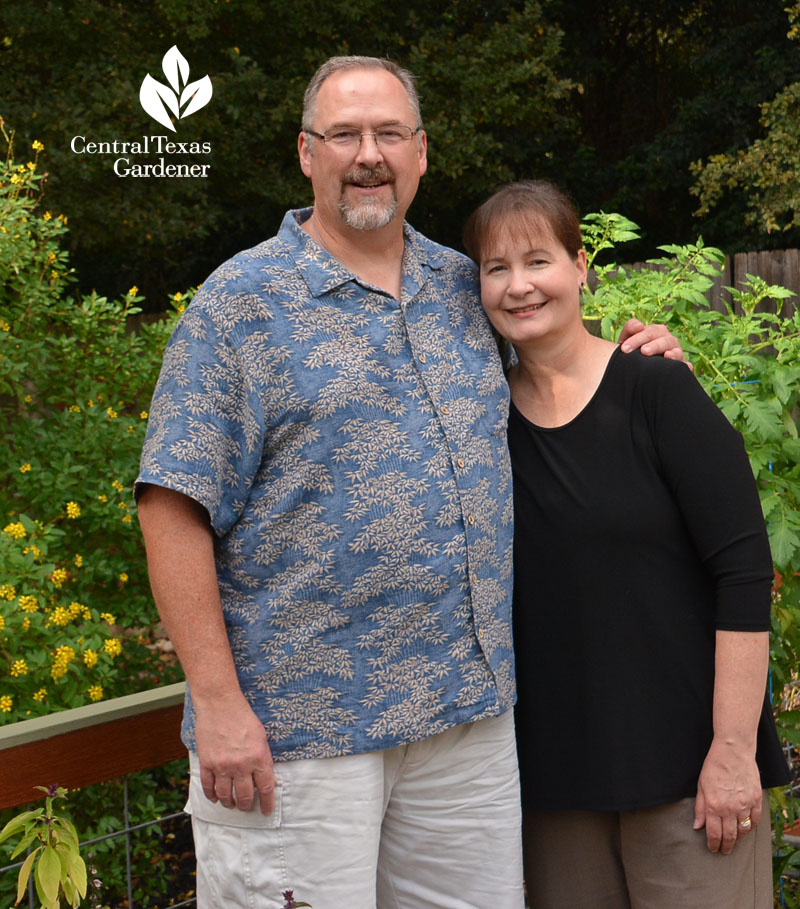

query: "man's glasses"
left=306, top=125, right=422, bottom=149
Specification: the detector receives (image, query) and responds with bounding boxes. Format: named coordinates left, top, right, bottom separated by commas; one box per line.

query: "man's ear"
left=298, top=131, right=313, bottom=178
left=417, top=129, right=428, bottom=178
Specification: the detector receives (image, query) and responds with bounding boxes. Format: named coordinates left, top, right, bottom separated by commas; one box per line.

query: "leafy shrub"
left=582, top=212, right=800, bottom=902
left=0, top=122, right=187, bottom=721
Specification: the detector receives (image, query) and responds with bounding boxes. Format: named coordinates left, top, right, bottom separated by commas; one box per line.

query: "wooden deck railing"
left=0, top=682, right=186, bottom=810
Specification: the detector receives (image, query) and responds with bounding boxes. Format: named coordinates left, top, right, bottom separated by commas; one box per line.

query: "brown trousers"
left=523, top=795, right=773, bottom=909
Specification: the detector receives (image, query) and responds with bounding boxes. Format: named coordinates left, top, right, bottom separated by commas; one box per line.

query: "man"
left=137, top=56, right=682, bottom=909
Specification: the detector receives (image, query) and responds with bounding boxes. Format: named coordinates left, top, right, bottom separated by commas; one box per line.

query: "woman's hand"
left=693, top=739, right=763, bottom=854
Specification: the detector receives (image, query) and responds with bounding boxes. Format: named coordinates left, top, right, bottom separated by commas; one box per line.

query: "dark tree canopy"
left=1, top=0, right=799, bottom=306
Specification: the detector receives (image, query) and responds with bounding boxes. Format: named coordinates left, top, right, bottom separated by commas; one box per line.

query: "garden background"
left=1, top=0, right=800, bottom=905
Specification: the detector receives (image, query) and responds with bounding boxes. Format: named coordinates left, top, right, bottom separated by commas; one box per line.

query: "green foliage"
left=582, top=212, right=800, bottom=901
left=0, top=125, right=185, bottom=722
left=0, top=785, right=86, bottom=908
left=0, top=763, right=192, bottom=907
left=690, top=4, right=800, bottom=238
left=0, top=0, right=577, bottom=306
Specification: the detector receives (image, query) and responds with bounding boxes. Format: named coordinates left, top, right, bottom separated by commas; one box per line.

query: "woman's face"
left=479, top=226, right=587, bottom=348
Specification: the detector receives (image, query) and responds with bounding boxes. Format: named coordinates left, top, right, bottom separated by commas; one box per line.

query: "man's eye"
left=377, top=128, right=405, bottom=143
left=328, top=129, right=359, bottom=143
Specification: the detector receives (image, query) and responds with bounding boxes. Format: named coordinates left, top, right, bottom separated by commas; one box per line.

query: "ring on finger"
left=737, top=815, right=752, bottom=830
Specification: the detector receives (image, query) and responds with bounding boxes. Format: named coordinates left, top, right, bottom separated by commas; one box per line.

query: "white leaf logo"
left=139, top=46, right=212, bottom=132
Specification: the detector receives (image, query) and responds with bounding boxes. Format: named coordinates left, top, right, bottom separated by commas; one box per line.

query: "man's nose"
left=354, top=133, right=384, bottom=165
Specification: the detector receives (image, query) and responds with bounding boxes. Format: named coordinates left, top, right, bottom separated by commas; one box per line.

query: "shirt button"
left=419, top=353, right=427, bottom=364
left=441, top=404, right=450, bottom=415
left=467, top=513, right=475, bottom=526
left=457, top=458, right=465, bottom=469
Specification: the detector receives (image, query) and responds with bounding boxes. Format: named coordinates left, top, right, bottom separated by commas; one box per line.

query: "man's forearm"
left=137, top=485, right=240, bottom=700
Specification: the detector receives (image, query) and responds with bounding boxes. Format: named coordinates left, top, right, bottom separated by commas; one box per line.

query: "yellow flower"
left=121, top=514, right=132, bottom=523
left=119, top=573, right=128, bottom=583
left=97, top=493, right=108, bottom=503
left=0, top=584, right=16, bottom=600
left=87, top=400, right=95, bottom=408
left=0, top=695, right=13, bottom=712
left=21, top=616, right=30, bottom=631
left=88, top=684, right=103, bottom=702
left=10, top=659, right=28, bottom=677
left=33, top=688, right=46, bottom=702
left=51, top=568, right=68, bottom=588
left=3, top=522, right=26, bottom=540
left=68, top=602, right=84, bottom=617
left=128, top=285, right=139, bottom=296
left=24, top=395, right=32, bottom=404
left=112, top=479, right=125, bottom=493
left=68, top=404, right=81, bottom=413
left=0, top=320, right=10, bottom=332
left=66, top=501, right=81, bottom=519
left=83, top=649, right=98, bottom=668
left=23, top=545, right=42, bottom=558
left=74, top=554, right=83, bottom=567
left=18, top=595, right=38, bottom=613
left=0, top=616, right=4, bottom=630
left=32, top=140, right=44, bottom=152
left=104, top=637, right=122, bottom=657
left=26, top=161, right=36, bottom=172
left=43, top=211, right=52, bottom=221
left=19, top=463, right=32, bottom=473
left=106, top=407, right=117, bottom=420
left=51, top=644, right=75, bottom=680
left=118, top=501, right=129, bottom=510
left=100, top=612, right=115, bottom=625
left=51, top=606, right=71, bottom=627
left=140, top=411, right=148, bottom=420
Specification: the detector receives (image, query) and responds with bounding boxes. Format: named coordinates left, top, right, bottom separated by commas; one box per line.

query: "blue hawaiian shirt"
left=137, top=209, right=515, bottom=761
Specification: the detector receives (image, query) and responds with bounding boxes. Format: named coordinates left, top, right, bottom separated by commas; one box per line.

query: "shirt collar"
left=280, top=208, right=445, bottom=300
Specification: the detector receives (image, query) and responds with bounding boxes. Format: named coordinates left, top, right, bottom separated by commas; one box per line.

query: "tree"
left=548, top=0, right=800, bottom=257
left=0, top=0, right=576, bottom=309
left=691, top=3, right=800, bottom=241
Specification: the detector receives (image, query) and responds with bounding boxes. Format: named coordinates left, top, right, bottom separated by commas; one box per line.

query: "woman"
left=463, top=181, right=789, bottom=908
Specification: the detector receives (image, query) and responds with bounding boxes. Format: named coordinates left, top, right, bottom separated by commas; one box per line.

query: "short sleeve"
left=644, top=358, right=774, bottom=631
left=136, top=302, right=266, bottom=536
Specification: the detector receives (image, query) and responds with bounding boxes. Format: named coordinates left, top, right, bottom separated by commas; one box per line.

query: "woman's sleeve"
left=646, top=359, right=774, bottom=630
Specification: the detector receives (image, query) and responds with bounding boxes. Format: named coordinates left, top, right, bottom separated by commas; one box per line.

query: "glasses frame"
left=305, top=125, right=422, bottom=149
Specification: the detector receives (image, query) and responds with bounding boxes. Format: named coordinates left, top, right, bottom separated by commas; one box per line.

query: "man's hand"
left=195, top=689, right=277, bottom=816
left=693, top=740, right=762, bottom=855
left=619, top=318, right=690, bottom=366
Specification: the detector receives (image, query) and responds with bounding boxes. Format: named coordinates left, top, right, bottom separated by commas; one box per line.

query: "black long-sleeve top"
left=510, top=347, right=789, bottom=811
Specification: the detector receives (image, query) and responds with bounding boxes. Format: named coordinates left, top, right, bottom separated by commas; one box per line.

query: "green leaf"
left=10, top=825, right=42, bottom=860
left=62, top=846, right=87, bottom=897
left=769, top=519, right=800, bottom=569
left=35, top=844, right=61, bottom=904
left=16, top=849, right=38, bottom=905
left=743, top=398, right=782, bottom=441
left=0, top=808, right=42, bottom=843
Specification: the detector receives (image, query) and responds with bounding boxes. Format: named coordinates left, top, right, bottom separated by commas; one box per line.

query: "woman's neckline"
left=510, top=344, right=622, bottom=432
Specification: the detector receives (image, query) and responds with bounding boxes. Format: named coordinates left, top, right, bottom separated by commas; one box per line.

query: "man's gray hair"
left=301, top=56, right=423, bottom=133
